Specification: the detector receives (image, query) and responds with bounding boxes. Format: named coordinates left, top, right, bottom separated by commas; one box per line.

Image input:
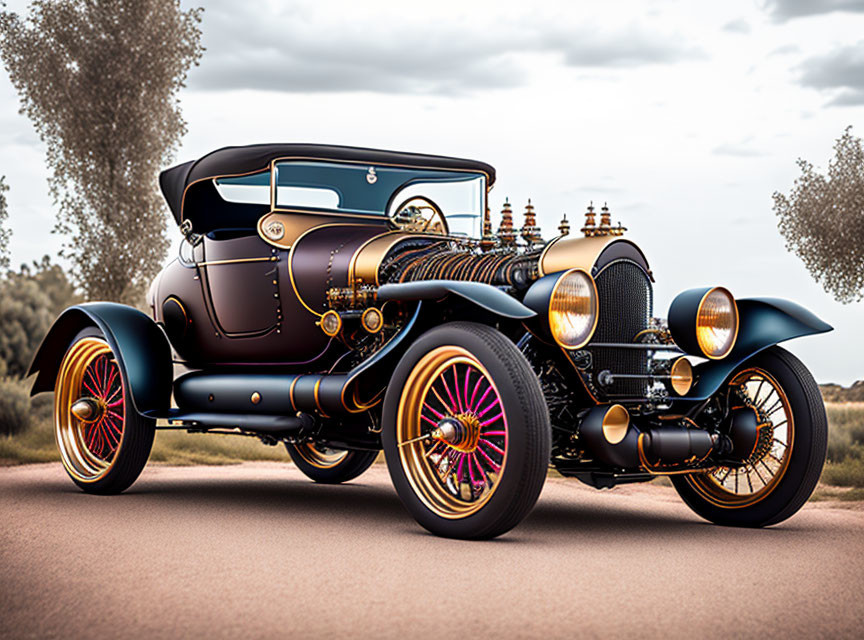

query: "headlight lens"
left=696, top=287, right=738, bottom=359
left=549, top=269, right=598, bottom=349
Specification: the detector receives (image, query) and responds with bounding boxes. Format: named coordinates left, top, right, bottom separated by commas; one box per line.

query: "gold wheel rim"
left=397, top=346, right=508, bottom=520
left=293, top=442, right=349, bottom=469
left=686, top=367, right=794, bottom=508
left=54, top=337, right=125, bottom=483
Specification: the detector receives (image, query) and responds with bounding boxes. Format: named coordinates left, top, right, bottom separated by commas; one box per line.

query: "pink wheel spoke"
left=103, top=423, right=120, bottom=446
left=107, top=399, right=124, bottom=408
left=440, top=376, right=458, bottom=414
left=477, top=398, right=500, bottom=418
left=421, top=414, right=439, bottom=428
left=472, top=386, right=493, bottom=414
left=81, top=379, right=100, bottom=397
left=423, top=402, right=446, bottom=420
left=430, top=387, right=454, bottom=415
left=480, top=438, right=505, bottom=455
left=452, top=366, right=463, bottom=413
left=479, top=412, right=503, bottom=427
left=476, top=446, right=501, bottom=471
left=468, top=454, right=477, bottom=485
left=104, top=416, right=123, bottom=436
left=481, top=430, right=506, bottom=436
left=456, top=453, right=466, bottom=483
left=468, top=377, right=484, bottom=412
left=463, top=368, right=471, bottom=415
left=103, top=369, right=118, bottom=396
left=472, top=453, right=489, bottom=486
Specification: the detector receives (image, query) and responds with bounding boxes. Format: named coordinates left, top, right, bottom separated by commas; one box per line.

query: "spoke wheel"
left=672, top=346, right=827, bottom=527
left=397, top=346, right=507, bottom=519
left=54, top=330, right=155, bottom=493
left=383, top=322, right=550, bottom=540
left=286, top=441, right=378, bottom=484
left=688, top=368, right=794, bottom=508
left=55, top=337, right=125, bottom=481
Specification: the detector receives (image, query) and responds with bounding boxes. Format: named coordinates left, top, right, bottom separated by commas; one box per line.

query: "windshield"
left=271, top=160, right=485, bottom=228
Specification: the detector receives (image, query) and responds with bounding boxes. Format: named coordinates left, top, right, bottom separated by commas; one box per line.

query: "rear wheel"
left=383, top=322, right=550, bottom=539
left=54, top=329, right=155, bottom=494
left=672, top=346, right=827, bottom=527
left=285, top=442, right=378, bottom=484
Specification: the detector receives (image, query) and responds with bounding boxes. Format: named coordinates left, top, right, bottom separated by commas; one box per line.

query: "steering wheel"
left=391, top=196, right=449, bottom=235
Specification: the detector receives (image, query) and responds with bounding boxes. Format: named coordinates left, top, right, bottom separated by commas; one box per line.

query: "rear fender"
left=678, top=298, right=832, bottom=402
left=28, top=303, right=174, bottom=415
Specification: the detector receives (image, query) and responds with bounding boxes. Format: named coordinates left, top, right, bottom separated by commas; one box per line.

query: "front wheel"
left=672, top=346, right=827, bottom=527
left=285, top=442, right=378, bottom=484
left=54, top=329, right=155, bottom=494
left=382, top=322, right=551, bottom=539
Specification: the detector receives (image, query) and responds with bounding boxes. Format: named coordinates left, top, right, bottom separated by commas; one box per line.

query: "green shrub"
left=822, top=445, right=864, bottom=487
left=0, top=377, right=32, bottom=435
left=826, top=403, right=864, bottom=462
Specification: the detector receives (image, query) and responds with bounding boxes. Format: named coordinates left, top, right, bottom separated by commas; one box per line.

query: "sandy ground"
left=1, top=462, right=863, bottom=639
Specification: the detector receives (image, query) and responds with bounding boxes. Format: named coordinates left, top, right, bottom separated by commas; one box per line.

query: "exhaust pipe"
left=578, top=405, right=715, bottom=471
left=578, top=405, right=641, bottom=468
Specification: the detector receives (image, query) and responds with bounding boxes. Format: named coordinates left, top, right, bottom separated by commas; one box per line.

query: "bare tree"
left=0, top=1, right=203, bottom=303
left=774, top=127, right=864, bottom=303
left=0, top=175, right=9, bottom=271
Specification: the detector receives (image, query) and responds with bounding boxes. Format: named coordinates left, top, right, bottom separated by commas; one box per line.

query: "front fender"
left=28, top=303, right=173, bottom=415
left=377, top=280, right=536, bottom=319
left=680, top=297, right=832, bottom=401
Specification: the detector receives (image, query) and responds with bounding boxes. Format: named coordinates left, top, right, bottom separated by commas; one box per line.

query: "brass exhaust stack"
left=601, top=404, right=630, bottom=444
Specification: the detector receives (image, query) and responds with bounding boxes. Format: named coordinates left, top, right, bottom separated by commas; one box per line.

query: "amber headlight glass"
left=549, top=269, right=598, bottom=350
left=696, top=287, right=738, bottom=359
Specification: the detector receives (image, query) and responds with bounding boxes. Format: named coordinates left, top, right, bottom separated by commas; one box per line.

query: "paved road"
left=1, top=462, right=862, bottom=639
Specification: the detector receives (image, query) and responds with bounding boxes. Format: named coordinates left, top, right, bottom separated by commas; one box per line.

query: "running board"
left=146, top=409, right=312, bottom=433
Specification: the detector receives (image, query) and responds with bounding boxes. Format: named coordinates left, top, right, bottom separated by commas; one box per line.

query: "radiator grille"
left=587, top=260, right=653, bottom=398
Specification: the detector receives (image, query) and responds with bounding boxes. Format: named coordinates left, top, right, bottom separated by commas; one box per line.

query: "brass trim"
left=538, top=235, right=615, bottom=277
left=670, top=357, right=694, bottom=396
left=163, top=295, right=189, bottom=329
left=695, top=287, right=739, bottom=360
left=313, top=378, right=329, bottom=418
left=250, top=392, right=261, bottom=404
left=256, top=211, right=350, bottom=250
left=361, top=307, right=384, bottom=334
left=196, top=256, right=278, bottom=267
left=289, top=377, right=300, bottom=411
left=319, top=310, right=342, bottom=337
left=348, top=231, right=413, bottom=286
left=548, top=268, right=599, bottom=350
left=288, top=222, right=376, bottom=318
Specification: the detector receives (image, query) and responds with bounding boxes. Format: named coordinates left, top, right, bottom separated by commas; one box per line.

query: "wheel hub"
left=432, top=414, right=481, bottom=453
left=70, top=397, right=105, bottom=423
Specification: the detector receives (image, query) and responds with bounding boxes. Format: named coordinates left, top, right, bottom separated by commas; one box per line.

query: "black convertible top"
left=159, top=143, right=496, bottom=224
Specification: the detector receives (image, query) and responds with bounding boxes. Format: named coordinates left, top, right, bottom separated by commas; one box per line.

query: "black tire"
left=382, top=322, right=551, bottom=539
left=285, top=442, right=378, bottom=484
left=672, top=346, right=827, bottom=527
left=55, top=328, right=155, bottom=495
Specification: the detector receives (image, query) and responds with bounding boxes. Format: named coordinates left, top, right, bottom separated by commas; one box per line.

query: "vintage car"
left=29, top=144, right=832, bottom=539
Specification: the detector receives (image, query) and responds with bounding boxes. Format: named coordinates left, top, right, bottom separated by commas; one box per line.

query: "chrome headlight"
left=549, top=268, right=598, bottom=350
left=669, top=286, right=739, bottom=360
left=696, top=287, right=738, bottom=359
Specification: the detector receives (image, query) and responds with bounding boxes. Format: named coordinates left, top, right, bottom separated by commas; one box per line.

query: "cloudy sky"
left=2, top=0, right=863, bottom=383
